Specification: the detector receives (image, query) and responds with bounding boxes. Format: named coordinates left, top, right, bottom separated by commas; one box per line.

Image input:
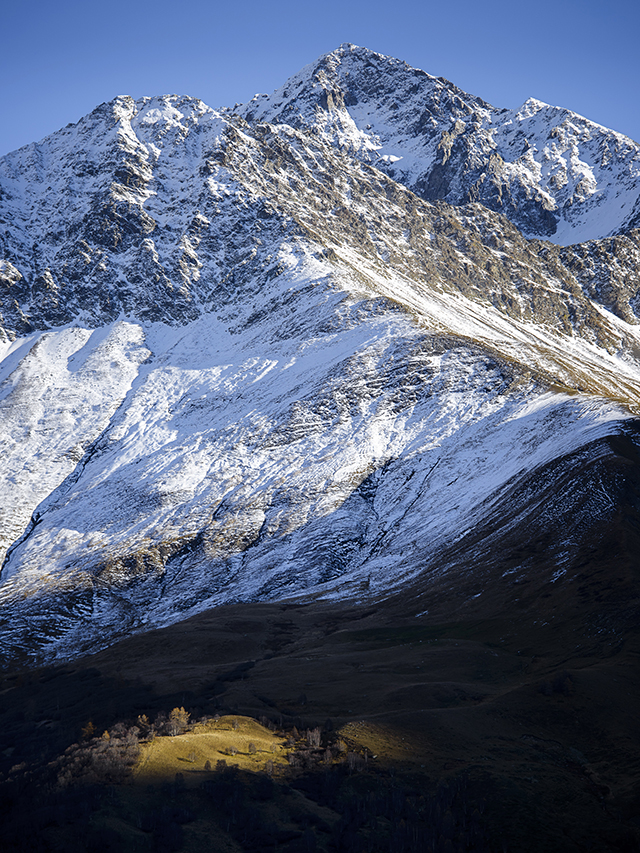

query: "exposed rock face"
left=0, top=46, right=639, bottom=666
left=241, top=44, right=640, bottom=244
left=559, top=231, right=640, bottom=324
left=1, top=91, right=640, bottom=356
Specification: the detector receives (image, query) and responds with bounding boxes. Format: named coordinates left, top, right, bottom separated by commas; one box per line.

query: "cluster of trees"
left=135, top=706, right=191, bottom=738
left=48, top=705, right=192, bottom=789
left=55, top=722, right=142, bottom=787
left=0, top=705, right=492, bottom=852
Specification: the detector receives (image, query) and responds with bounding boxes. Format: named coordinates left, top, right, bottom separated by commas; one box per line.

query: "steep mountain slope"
left=241, top=43, right=640, bottom=243
left=0, top=48, right=639, bottom=669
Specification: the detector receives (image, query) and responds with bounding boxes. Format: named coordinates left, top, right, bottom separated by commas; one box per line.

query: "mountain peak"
left=1, top=43, right=640, bottom=667
left=238, top=46, right=640, bottom=243
left=1, top=48, right=640, bottom=851
left=516, top=96, right=550, bottom=114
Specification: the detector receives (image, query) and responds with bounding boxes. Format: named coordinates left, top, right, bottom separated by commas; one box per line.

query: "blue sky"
left=1, top=0, right=639, bottom=156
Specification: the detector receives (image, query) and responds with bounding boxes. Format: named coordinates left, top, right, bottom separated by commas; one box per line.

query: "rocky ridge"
left=241, top=44, right=640, bottom=244
left=0, top=47, right=639, bottom=665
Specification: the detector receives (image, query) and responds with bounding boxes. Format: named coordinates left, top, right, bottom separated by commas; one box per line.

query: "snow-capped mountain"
left=241, top=44, right=640, bottom=244
left=0, top=46, right=639, bottom=666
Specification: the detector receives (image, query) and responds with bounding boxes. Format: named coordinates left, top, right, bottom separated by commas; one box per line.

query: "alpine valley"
left=1, top=45, right=640, bottom=853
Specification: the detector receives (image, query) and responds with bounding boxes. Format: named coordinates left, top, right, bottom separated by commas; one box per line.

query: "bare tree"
left=169, top=707, right=190, bottom=736
left=307, top=727, right=321, bottom=747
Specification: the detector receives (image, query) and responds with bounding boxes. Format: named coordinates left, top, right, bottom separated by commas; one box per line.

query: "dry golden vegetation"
left=133, top=714, right=290, bottom=783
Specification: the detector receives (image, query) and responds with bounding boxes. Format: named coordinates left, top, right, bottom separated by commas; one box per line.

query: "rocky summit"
left=1, top=45, right=640, bottom=852
left=0, top=42, right=640, bottom=666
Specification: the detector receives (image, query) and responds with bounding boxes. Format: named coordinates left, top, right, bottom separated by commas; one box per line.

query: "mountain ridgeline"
left=0, top=43, right=639, bottom=670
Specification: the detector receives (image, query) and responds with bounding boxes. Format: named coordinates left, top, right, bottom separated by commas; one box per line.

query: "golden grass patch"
left=338, top=720, right=420, bottom=763
left=133, top=715, right=288, bottom=784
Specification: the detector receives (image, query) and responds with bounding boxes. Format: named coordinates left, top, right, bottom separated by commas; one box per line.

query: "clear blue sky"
left=2, top=0, right=639, bottom=156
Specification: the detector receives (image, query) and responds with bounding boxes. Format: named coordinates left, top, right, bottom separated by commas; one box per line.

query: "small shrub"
left=81, top=721, right=95, bottom=739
